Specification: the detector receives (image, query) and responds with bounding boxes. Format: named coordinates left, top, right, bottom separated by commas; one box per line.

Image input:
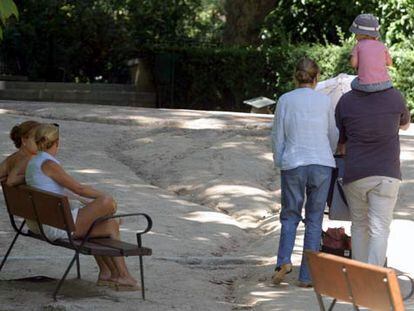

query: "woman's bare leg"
left=75, top=216, right=137, bottom=287
left=74, top=195, right=117, bottom=237
left=95, top=256, right=120, bottom=283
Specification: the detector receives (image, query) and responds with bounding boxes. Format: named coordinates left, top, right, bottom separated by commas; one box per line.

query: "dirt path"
left=1, top=101, right=414, bottom=310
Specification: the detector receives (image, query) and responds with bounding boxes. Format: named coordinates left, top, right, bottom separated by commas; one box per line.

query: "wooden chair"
left=305, top=250, right=405, bottom=311
left=1, top=181, right=153, bottom=301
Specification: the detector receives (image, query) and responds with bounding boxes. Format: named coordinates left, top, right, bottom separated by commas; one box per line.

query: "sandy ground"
left=1, top=100, right=414, bottom=310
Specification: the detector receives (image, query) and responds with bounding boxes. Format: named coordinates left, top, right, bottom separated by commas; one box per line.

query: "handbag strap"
left=336, top=178, right=349, bottom=207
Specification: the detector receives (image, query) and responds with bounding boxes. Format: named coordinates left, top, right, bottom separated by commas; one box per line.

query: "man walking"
left=335, top=87, right=410, bottom=266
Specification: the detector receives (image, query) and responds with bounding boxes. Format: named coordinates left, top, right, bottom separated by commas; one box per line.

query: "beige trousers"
left=343, top=176, right=400, bottom=266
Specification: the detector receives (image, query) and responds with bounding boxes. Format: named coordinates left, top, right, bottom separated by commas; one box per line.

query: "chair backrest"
left=1, top=181, right=36, bottom=220
left=21, top=185, right=76, bottom=232
left=305, top=251, right=404, bottom=311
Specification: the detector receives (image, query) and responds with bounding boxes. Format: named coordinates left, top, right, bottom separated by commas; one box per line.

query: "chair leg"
left=75, top=253, right=81, bottom=279
left=139, top=255, right=145, bottom=300
left=0, top=222, right=24, bottom=272
left=315, top=293, right=326, bottom=311
left=328, top=298, right=337, bottom=311
left=53, top=253, right=77, bottom=301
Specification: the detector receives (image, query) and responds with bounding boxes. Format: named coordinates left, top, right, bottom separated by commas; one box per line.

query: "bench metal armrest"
left=74, top=213, right=153, bottom=251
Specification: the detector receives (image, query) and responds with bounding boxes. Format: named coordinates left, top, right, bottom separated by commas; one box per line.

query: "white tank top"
left=25, top=152, right=80, bottom=240
left=25, top=151, right=65, bottom=195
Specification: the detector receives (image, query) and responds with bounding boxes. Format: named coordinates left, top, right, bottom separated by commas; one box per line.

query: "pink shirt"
left=351, top=39, right=392, bottom=84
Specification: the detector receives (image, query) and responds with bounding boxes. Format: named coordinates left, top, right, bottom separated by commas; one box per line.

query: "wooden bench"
left=0, top=181, right=153, bottom=301
left=305, top=250, right=405, bottom=311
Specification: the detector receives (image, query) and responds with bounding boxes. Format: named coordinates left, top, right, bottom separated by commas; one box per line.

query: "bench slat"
left=26, top=231, right=151, bottom=257
left=64, top=239, right=152, bottom=256
left=88, top=238, right=139, bottom=252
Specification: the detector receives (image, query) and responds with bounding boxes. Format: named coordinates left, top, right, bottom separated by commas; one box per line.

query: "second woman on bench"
left=25, top=123, right=139, bottom=291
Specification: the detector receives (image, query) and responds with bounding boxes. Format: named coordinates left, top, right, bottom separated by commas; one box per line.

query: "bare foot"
left=98, top=271, right=118, bottom=283
left=115, top=275, right=138, bottom=287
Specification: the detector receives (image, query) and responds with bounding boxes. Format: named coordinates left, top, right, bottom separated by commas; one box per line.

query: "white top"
left=25, top=152, right=65, bottom=195
left=25, top=152, right=79, bottom=241
left=271, top=87, right=338, bottom=170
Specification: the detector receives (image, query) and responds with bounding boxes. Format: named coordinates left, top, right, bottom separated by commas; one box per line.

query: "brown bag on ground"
left=320, top=227, right=352, bottom=258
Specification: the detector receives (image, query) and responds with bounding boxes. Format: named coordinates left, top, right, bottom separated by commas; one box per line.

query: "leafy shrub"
left=139, top=43, right=355, bottom=111
left=390, top=46, right=414, bottom=114
left=140, top=43, right=413, bottom=116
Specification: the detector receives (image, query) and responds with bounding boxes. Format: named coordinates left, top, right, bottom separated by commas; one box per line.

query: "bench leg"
left=315, top=293, right=326, bottom=311
left=328, top=298, right=337, bottom=311
left=137, top=235, right=146, bottom=300
left=139, top=255, right=146, bottom=300
left=53, top=253, right=77, bottom=301
left=0, top=222, right=25, bottom=272
left=75, top=253, right=81, bottom=279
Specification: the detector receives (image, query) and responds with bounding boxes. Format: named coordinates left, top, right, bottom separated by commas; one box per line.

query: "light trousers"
left=344, top=176, right=400, bottom=266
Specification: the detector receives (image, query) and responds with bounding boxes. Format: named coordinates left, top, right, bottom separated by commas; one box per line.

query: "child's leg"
left=351, top=77, right=393, bottom=93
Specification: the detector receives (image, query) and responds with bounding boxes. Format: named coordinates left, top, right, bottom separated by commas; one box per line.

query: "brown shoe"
left=296, top=281, right=313, bottom=288
left=271, top=263, right=292, bottom=284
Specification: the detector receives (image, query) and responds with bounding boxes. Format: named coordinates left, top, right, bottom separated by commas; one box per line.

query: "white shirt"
left=271, top=87, right=338, bottom=170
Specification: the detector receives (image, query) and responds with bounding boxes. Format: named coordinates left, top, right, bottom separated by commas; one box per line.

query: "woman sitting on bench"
left=0, top=120, right=40, bottom=186
left=25, top=123, right=138, bottom=291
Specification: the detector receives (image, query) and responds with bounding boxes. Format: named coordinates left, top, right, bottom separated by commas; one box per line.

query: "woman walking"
left=271, top=57, right=338, bottom=287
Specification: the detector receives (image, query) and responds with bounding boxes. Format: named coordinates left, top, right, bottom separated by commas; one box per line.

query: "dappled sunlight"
left=395, top=211, right=412, bottom=217
left=250, top=290, right=282, bottom=298
left=204, top=184, right=272, bottom=198
left=213, top=141, right=243, bottom=149
left=400, top=150, right=414, bottom=160
left=182, top=211, right=244, bottom=228
left=261, top=152, right=273, bottom=162
left=179, top=118, right=227, bottom=130
left=134, top=137, right=154, bottom=144
left=193, top=237, right=210, bottom=242
left=70, top=168, right=105, bottom=174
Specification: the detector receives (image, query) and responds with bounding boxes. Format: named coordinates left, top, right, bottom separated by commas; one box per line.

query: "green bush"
left=138, top=43, right=355, bottom=111
left=390, top=46, right=414, bottom=114
left=140, top=43, right=414, bottom=115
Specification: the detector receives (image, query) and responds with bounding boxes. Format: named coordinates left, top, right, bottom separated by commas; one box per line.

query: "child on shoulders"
left=349, top=13, right=393, bottom=92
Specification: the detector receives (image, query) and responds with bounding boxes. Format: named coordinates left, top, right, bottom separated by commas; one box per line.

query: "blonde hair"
left=356, top=34, right=377, bottom=40
left=9, top=120, right=41, bottom=148
left=35, top=124, right=59, bottom=151
left=294, top=57, right=320, bottom=84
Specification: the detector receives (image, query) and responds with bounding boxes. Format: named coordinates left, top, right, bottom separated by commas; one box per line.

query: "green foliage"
left=0, top=0, right=18, bottom=40
left=127, top=0, right=223, bottom=44
left=390, top=45, right=414, bottom=113
left=4, top=0, right=133, bottom=81
left=375, top=0, right=414, bottom=47
left=260, top=0, right=414, bottom=47
left=138, top=43, right=353, bottom=111
left=140, top=43, right=414, bottom=114
left=261, top=0, right=377, bottom=45
left=3, top=0, right=222, bottom=81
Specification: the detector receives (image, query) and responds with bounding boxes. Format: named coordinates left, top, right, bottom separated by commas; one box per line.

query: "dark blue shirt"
left=335, top=88, right=410, bottom=184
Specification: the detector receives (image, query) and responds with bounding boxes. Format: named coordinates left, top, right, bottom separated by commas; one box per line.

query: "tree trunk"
left=223, top=0, right=277, bottom=46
